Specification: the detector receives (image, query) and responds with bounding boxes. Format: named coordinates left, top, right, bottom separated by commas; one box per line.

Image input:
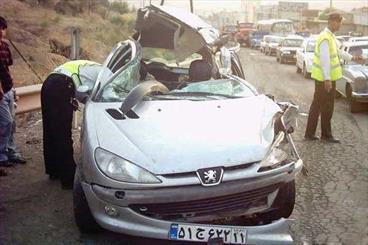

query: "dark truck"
left=235, top=22, right=254, bottom=46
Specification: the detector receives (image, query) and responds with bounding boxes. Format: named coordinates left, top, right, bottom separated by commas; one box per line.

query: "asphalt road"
left=0, top=47, right=367, bottom=245
left=238, top=47, right=368, bottom=244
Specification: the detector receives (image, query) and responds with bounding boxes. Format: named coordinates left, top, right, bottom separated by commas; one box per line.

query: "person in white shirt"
left=304, top=12, right=364, bottom=143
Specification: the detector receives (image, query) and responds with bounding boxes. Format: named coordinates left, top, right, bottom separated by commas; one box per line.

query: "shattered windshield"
left=164, top=79, right=255, bottom=100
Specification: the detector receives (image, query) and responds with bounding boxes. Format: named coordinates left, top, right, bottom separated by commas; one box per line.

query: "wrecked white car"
left=73, top=5, right=302, bottom=244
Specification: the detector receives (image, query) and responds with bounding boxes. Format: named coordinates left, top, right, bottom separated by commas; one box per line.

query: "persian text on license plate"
left=169, top=223, right=246, bottom=244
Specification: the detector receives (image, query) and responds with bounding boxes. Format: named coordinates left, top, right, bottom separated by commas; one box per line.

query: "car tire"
left=346, top=84, right=360, bottom=113
left=73, top=168, right=102, bottom=233
left=303, top=63, right=310, bottom=79
left=257, top=180, right=295, bottom=224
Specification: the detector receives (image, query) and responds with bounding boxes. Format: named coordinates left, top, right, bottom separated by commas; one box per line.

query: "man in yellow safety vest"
left=41, top=60, right=102, bottom=188
left=304, top=12, right=364, bottom=143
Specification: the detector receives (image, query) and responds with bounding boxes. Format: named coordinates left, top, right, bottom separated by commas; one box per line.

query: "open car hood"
left=135, top=5, right=219, bottom=62
left=94, top=95, right=281, bottom=175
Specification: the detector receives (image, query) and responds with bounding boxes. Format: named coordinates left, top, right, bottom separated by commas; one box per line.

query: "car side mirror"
left=75, top=85, right=91, bottom=104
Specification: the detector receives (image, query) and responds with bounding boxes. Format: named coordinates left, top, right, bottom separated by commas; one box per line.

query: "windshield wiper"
left=168, top=91, right=241, bottom=99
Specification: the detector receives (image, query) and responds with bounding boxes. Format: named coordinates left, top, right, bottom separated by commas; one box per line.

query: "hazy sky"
left=128, top=0, right=368, bottom=12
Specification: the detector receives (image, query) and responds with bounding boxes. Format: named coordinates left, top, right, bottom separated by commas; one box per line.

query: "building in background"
left=255, top=4, right=278, bottom=22
left=278, top=2, right=308, bottom=30
left=205, top=10, right=245, bottom=30
left=352, top=7, right=368, bottom=35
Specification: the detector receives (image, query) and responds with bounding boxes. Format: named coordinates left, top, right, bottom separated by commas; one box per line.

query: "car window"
left=97, top=41, right=142, bottom=102
left=348, top=45, right=368, bottom=56
left=271, top=37, right=283, bottom=43
left=169, top=79, right=256, bottom=99
left=283, top=39, right=303, bottom=47
left=306, top=41, right=316, bottom=52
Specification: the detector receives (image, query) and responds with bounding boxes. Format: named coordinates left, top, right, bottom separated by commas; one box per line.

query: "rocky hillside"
left=0, top=0, right=135, bottom=86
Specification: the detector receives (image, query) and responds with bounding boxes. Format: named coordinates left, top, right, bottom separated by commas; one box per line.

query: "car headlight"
left=95, top=148, right=161, bottom=183
left=259, top=132, right=289, bottom=171
left=282, top=51, right=291, bottom=55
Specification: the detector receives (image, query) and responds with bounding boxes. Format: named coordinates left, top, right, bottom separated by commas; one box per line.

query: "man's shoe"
left=8, top=157, right=27, bottom=164
left=49, top=174, right=60, bottom=180
left=0, top=161, right=14, bottom=167
left=0, top=169, right=8, bottom=176
left=61, top=180, right=73, bottom=190
left=321, top=137, right=341, bottom=143
left=60, top=177, right=74, bottom=190
left=304, top=135, right=319, bottom=141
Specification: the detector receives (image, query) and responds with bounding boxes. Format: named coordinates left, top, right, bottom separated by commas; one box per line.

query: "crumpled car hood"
left=93, top=95, right=281, bottom=175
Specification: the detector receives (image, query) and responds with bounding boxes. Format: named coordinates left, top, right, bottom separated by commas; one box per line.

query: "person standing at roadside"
left=0, top=16, right=26, bottom=170
left=304, top=12, right=364, bottom=143
left=41, top=60, right=101, bottom=189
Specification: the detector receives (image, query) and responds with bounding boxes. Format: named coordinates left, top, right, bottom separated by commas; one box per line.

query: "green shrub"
left=40, top=20, right=48, bottom=29
left=52, top=16, right=61, bottom=23
left=110, top=1, right=129, bottom=15
left=95, top=5, right=108, bottom=19
left=110, top=15, right=125, bottom=27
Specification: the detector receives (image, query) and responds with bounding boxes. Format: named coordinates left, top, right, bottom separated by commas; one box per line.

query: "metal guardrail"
left=14, top=27, right=81, bottom=115
left=15, top=84, right=42, bottom=114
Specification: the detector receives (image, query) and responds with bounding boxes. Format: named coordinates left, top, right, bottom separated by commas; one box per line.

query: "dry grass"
left=1, top=0, right=135, bottom=86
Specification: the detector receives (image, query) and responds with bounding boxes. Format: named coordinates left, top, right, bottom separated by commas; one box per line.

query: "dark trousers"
left=41, top=73, right=76, bottom=182
left=305, top=80, right=336, bottom=138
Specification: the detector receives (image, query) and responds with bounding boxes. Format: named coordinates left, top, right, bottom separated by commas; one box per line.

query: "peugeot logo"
left=196, top=167, right=224, bottom=186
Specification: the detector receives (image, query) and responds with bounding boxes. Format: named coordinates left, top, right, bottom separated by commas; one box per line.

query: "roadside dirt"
left=0, top=112, right=185, bottom=245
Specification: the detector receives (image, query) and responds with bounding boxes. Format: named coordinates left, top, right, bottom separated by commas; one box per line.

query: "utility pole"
left=160, top=0, right=164, bottom=5
left=330, top=0, right=332, bottom=9
left=190, top=0, right=193, bottom=13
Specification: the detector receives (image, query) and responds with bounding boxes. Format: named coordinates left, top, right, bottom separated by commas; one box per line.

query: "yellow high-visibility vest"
left=52, top=60, right=99, bottom=87
left=311, top=30, right=342, bottom=82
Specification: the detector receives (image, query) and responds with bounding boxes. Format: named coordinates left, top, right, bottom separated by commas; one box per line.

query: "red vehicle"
left=235, top=22, right=254, bottom=46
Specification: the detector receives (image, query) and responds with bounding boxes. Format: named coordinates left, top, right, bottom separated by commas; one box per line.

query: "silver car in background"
left=337, top=41, right=368, bottom=112
left=73, top=5, right=303, bottom=244
left=275, top=35, right=304, bottom=64
left=296, top=36, right=317, bottom=79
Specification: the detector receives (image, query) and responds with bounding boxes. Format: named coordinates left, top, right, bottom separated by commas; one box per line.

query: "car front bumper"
left=81, top=159, right=302, bottom=243
left=352, top=91, right=368, bottom=103
left=269, top=48, right=277, bottom=55
left=280, top=53, right=297, bottom=63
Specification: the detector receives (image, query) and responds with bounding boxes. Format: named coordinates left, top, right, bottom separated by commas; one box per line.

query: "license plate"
left=169, top=223, right=247, bottom=244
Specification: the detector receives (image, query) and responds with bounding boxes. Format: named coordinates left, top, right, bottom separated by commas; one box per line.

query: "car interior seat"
left=188, top=59, right=212, bottom=82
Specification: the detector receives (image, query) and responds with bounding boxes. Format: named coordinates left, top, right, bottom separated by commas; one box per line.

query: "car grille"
left=129, top=184, right=279, bottom=220
left=290, top=50, right=296, bottom=55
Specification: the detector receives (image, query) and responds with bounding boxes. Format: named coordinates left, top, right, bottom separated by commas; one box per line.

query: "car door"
left=296, top=41, right=306, bottom=69
left=92, top=40, right=142, bottom=101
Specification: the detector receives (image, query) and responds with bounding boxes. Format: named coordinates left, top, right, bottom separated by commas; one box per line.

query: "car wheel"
left=303, top=63, right=310, bottom=79
left=73, top=168, right=102, bottom=233
left=257, top=180, right=295, bottom=224
left=346, top=84, right=360, bottom=113
left=296, top=65, right=302, bottom=73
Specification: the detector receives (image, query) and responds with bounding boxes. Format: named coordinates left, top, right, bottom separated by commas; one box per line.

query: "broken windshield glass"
left=169, top=79, right=255, bottom=99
